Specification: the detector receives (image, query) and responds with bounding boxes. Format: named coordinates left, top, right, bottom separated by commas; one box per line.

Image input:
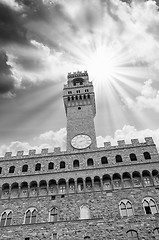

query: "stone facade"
left=0, top=71, right=159, bottom=240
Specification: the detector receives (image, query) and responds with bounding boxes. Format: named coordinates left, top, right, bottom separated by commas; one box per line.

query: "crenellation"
left=145, top=137, right=154, bottom=145
left=54, top=147, right=61, bottom=153
left=29, top=149, right=36, bottom=155
left=67, top=70, right=88, bottom=79
left=41, top=148, right=49, bottom=155
left=131, top=139, right=140, bottom=146
left=4, top=152, right=12, bottom=158
left=16, top=151, right=24, bottom=157
left=104, top=141, right=111, bottom=148
left=117, top=140, right=126, bottom=147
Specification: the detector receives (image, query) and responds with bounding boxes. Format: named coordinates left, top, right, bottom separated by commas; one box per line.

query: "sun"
left=84, top=44, right=122, bottom=85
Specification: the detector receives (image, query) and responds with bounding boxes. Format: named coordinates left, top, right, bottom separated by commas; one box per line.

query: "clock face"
left=71, top=134, right=91, bottom=149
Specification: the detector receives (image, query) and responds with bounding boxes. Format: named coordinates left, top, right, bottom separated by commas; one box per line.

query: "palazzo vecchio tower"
left=0, top=71, right=159, bottom=240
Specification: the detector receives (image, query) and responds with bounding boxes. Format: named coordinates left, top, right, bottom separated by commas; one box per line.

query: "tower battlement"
left=67, top=70, right=88, bottom=79
left=0, top=137, right=155, bottom=160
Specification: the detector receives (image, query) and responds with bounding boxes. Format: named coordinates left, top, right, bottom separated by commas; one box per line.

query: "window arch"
left=84, top=237, right=90, bottom=240
left=49, top=207, right=58, bottom=222
left=9, top=166, right=15, bottom=173
left=154, top=228, right=159, bottom=239
left=35, top=163, right=41, bottom=171
left=48, top=162, right=54, bottom=170
left=80, top=205, right=90, bottom=219
left=73, top=160, right=79, bottom=168
left=60, top=161, right=65, bottom=169
left=143, top=197, right=158, bottom=214
left=127, top=230, right=139, bottom=240
left=22, top=164, right=28, bottom=172
left=0, top=210, right=13, bottom=226
left=115, top=155, right=122, bottom=163
left=130, top=153, right=137, bottom=161
left=101, top=156, right=108, bottom=164
left=143, top=151, right=151, bottom=160
left=24, top=208, right=37, bottom=224
left=87, top=158, right=94, bottom=166
left=119, top=200, right=133, bottom=217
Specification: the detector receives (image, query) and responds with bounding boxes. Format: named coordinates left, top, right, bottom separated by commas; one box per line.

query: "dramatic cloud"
left=0, top=128, right=66, bottom=156
left=0, top=51, right=19, bottom=98
left=123, top=79, right=159, bottom=112
left=1, top=125, right=159, bottom=156
left=97, top=125, right=159, bottom=150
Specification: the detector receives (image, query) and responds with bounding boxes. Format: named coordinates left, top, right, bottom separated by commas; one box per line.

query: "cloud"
left=36, top=127, right=66, bottom=149
left=0, top=0, right=22, bottom=11
left=1, top=125, right=159, bottom=156
left=0, top=128, right=66, bottom=157
left=123, top=79, right=159, bottom=112
left=0, top=51, right=19, bottom=98
left=97, top=125, right=159, bottom=151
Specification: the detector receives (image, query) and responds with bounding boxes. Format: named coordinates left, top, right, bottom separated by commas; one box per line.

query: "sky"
left=0, top=0, right=159, bottom=156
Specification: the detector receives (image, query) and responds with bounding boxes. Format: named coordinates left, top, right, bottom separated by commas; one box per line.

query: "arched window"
left=123, top=172, right=132, bottom=188
left=60, top=161, right=65, bottom=169
left=154, top=228, right=159, bottom=239
left=9, top=166, right=15, bottom=173
left=127, top=230, right=139, bottom=240
left=80, top=205, right=90, bottom=219
left=0, top=167, right=2, bottom=174
left=49, top=207, right=58, bottom=222
left=87, top=158, right=94, bottom=166
left=35, top=163, right=41, bottom=171
left=24, top=208, right=37, bottom=224
left=77, top=178, right=84, bottom=192
left=119, top=200, right=133, bottom=217
left=116, top=155, right=122, bottom=163
left=0, top=210, right=12, bottom=226
left=101, top=156, right=108, bottom=164
left=143, top=197, right=158, bottom=214
left=22, top=164, right=28, bottom=172
left=48, top=162, right=54, bottom=170
left=84, top=237, right=90, bottom=240
left=143, top=151, right=151, bottom=160
left=130, top=153, right=137, bottom=161
left=58, top=179, right=66, bottom=193
left=142, top=170, right=152, bottom=186
left=113, top=173, right=122, bottom=189
left=73, top=160, right=79, bottom=168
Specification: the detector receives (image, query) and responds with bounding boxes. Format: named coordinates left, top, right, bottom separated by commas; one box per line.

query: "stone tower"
left=0, top=71, right=159, bottom=240
left=63, top=71, right=97, bottom=151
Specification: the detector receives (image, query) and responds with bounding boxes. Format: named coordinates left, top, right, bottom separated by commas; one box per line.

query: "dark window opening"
left=0, top=167, right=2, bottom=174
left=101, top=156, right=108, bottom=164
left=9, top=166, right=15, bottom=173
left=61, top=195, right=65, bottom=198
left=22, top=164, right=28, bottom=172
left=144, top=151, right=151, bottom=160
left=116, top=155, right=122, bottom=163
left=87, top=158, right=94, bottom=166
left=73, top=160, right=79, bottom=168
left=35, top=163, right=41, bottom=171
left=48, top=162, right=54, bottom=170
left=25, top=238, right=30, bottom=240
left=60, top=161, right=65, bottom=169
left=78, top=107, right=81, bottom=110
left=130, top=153, right=137, bottom=161
left=51, top=195, right=56, bottom=200
left=145, top=206, right=152, bottom=214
